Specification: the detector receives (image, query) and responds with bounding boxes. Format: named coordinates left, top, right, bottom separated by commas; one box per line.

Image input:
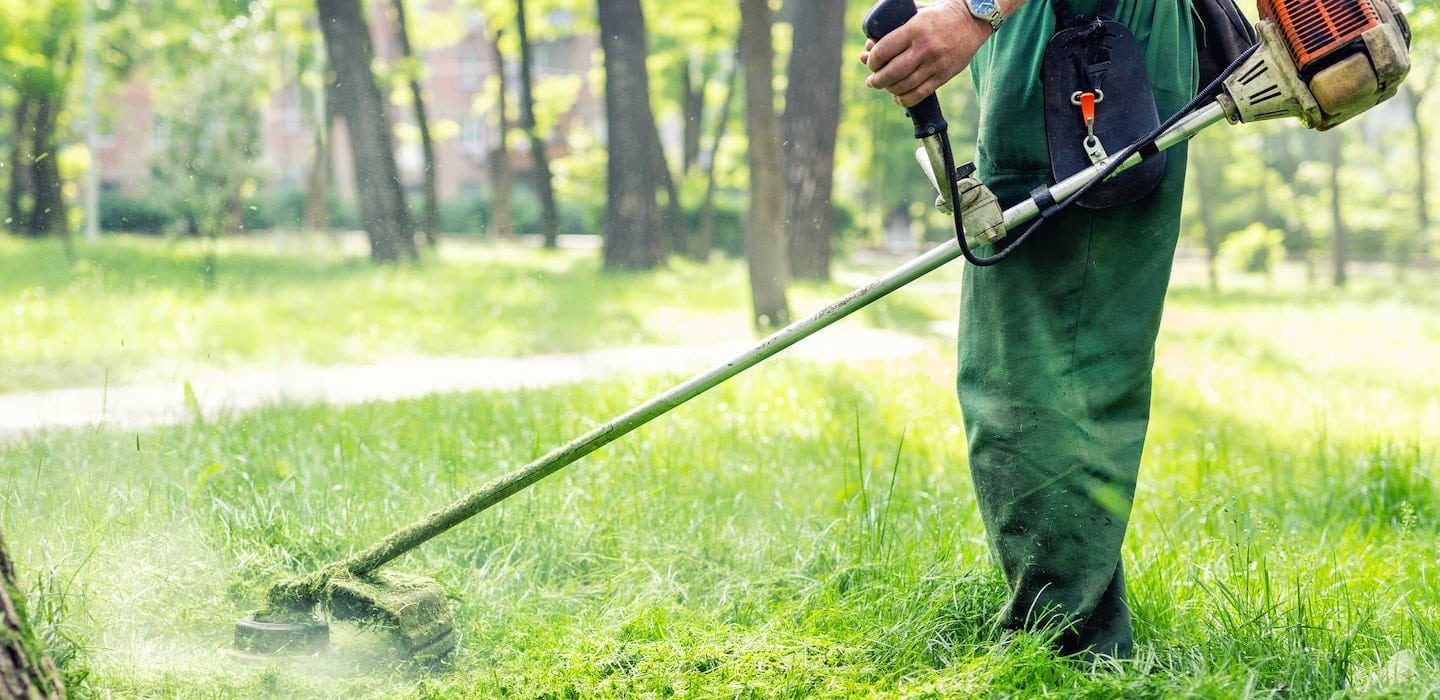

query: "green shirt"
left=969, top=0, right=1197, bottom=202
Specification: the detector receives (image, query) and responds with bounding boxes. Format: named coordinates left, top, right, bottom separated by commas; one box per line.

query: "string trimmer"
left=234, top=0, right=1410, bottom=662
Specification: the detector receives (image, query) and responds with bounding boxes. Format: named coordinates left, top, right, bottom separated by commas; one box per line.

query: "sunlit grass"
left=1, top=240, right=1438, bottom=696
left=0, top=234, right=948, bottom=393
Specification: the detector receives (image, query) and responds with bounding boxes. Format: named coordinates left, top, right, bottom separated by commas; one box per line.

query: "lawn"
left=0, top=234, right=951, bottom=393
left=1, top=235, right=1438, bottom=698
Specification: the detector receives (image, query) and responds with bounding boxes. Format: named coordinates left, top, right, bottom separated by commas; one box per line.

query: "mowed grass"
left=1, top=237, right=1439, bottom=697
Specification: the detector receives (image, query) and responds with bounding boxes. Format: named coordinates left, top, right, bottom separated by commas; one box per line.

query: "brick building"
left=94, top=2, right=600, bottom=214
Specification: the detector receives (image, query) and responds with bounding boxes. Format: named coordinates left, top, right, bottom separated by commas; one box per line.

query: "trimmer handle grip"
left=863, top=0, right=948, bottom=138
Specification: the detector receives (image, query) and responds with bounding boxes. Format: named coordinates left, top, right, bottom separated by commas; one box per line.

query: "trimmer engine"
left=1220, top=0, right=1410, bottom=129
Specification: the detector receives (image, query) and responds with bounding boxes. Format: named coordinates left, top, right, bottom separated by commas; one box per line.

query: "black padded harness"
left=1040, top=0, right=1165, bottom=208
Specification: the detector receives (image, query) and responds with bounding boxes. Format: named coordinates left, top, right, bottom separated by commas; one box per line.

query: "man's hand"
left=859, top=0, right=994, bottom=108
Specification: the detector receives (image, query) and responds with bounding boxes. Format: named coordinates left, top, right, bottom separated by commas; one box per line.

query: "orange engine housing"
left=1258, top=0, right=1382, bottom=77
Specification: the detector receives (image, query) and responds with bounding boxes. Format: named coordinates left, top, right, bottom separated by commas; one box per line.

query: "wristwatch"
left=966, top=0, right=1005, bottom=32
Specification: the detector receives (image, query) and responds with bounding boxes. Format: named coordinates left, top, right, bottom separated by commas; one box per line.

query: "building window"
left=535, top=40, right=565, bottom=74
left=547, top=9, right=574, bottom=29
left=460, top=47, right=482, bottom=91
left=278, top=87, right=302, bottom=134
left=463, top=10, right=484, bottom=32
left=461, top=115, right=488, bottom=158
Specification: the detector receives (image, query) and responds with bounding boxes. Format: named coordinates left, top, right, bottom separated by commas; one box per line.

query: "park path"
left=0, top=324, right=934, bottom=441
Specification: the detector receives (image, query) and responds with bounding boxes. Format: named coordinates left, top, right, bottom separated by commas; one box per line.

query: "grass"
left=0, top=234, right=950, bottom=393
left=1, top=235, right=1438, bottom=697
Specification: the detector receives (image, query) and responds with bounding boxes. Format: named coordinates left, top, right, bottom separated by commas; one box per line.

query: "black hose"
left=949, top=43, right=1260, bottom=266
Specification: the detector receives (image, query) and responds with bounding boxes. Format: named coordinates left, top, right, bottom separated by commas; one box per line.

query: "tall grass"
left=0, top=239, right=1437, bottom=696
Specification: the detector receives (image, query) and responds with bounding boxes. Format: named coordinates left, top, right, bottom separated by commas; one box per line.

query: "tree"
left=693, top=52, right=739, bottom=260
left=1399, top=6, right=1438, bottom=260
left=488, top=29, right=515, bottom=238
left=1188, top=144, right=1224, bottom=293
left=391, top=0, right=440, bottom=247
left=305, top=87, right=337, bottom=233
left=782, top=0, right=844, bottom=281
left=149, top=5, right=270, bottom=285
left=0, top=532, right=65, bottom=699
left=0, top=0, right=78, bottom=245
left=739, top=0, right=789, bottom=328
left=1328, top=131, right=1348, bottom=287
left=316, top=0, right=418, bottom=263
left=598, top=0, right=667, bottom=270
left=515, top=0, right=560, bottom=248
left=641, top=0, right=741, bottom=259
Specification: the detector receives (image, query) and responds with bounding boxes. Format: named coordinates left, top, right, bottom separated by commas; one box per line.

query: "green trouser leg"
left=958, top=0, right=1195, bottom=660
left=956, top=146, right=1188, bottom=659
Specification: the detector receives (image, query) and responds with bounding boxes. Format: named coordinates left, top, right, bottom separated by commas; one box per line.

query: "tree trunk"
left=303, top=111, right=332, bottom=232
left=650, top=115, right=682, bottom=258
left=303, top=47, right=334, bottom=233
left=488, top=30, right=515, bottom=238
left=1191, top=147, right=1222, bottom=294
left=1404, top=85, right=1430, bottom=260
left=391, top=0, right=440, bottom=247
left=1328, top=133, right=1347, bottom=287
left=740, top=0, right=790, bottom=329
left=693, top=50, right=739, bottom=261
left=7, top=94, right=34, bottom=233
left=598, top=0, right=667, bottom=270
left=1, top=532, right=65, bottom=700
left=316, top=0, right=418, bottom=263
left=782, top=0, right=844, bottom=282
left=680, top=60, right=705, bottom=174
left=26, top=92, right=72, bottom=258
left=516, top=0, right=560, bottom=248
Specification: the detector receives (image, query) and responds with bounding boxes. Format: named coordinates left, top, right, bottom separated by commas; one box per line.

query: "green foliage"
left=433, top=187, right=589, bottom=236
left=1220, top=223, right=1286, bottom=275
left=23, top=567, right=93, bottom=691
left=0, top=0, right=79, bottom=95
left=98, top=190, right=173, bottom=234
left=146, top=6, right=270, bottom=240
left=240, top=190, right=369, bottom=233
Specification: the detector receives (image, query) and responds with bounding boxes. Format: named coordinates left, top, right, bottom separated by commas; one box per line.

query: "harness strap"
left=1050, top=0, right=1120, bottom=26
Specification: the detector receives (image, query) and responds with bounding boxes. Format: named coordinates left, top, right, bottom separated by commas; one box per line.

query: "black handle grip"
left=862, top=0, right=948, bottom=138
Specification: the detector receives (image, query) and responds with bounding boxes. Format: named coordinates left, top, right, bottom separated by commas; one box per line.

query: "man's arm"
left=860, top=0, right=1029, bottom=108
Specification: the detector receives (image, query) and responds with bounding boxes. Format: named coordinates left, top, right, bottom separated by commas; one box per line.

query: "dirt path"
left=0, top=325, right=934, bottom=441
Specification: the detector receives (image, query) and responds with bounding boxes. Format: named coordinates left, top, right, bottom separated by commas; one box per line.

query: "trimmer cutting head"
left=234, top=569, right=456, bottom=663
left=233, top=613, right=330, bottom=656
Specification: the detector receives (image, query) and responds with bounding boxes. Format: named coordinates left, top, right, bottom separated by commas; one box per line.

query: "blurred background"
left=0, top=0, right=1432, bottom=288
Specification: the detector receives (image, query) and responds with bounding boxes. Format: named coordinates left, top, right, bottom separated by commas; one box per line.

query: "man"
left=862, top=0, right=1197, bottom=660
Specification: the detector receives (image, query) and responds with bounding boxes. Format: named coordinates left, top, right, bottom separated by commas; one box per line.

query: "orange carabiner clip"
left=1070, top=89, right=1103, bottom=133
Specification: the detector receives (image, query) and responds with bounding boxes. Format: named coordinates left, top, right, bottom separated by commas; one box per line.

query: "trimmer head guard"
left=234, top=613, right=330, bottom=656
left=327, top=570, right=457, bottom=662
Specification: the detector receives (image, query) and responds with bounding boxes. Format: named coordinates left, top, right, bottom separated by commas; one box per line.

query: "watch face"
left=971, top=0, right=998, bottom=15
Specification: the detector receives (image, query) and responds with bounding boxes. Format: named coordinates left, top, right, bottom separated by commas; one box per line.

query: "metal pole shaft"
left=1001, top=102, right=1227, bottom=230
left=339, top=238, right=965, bottom=577
left=329, top=100, right=1230, bottom=581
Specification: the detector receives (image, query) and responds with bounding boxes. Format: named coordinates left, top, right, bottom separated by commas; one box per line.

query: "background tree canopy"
left=0, top=0, right=1435, bottom=281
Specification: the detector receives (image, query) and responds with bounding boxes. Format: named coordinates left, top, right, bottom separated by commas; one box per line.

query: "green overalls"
left=960, top=0, right=1197, bottom=659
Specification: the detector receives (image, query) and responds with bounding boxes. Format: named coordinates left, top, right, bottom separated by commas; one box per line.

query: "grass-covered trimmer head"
left=235, top=567, right=455, bottom=662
